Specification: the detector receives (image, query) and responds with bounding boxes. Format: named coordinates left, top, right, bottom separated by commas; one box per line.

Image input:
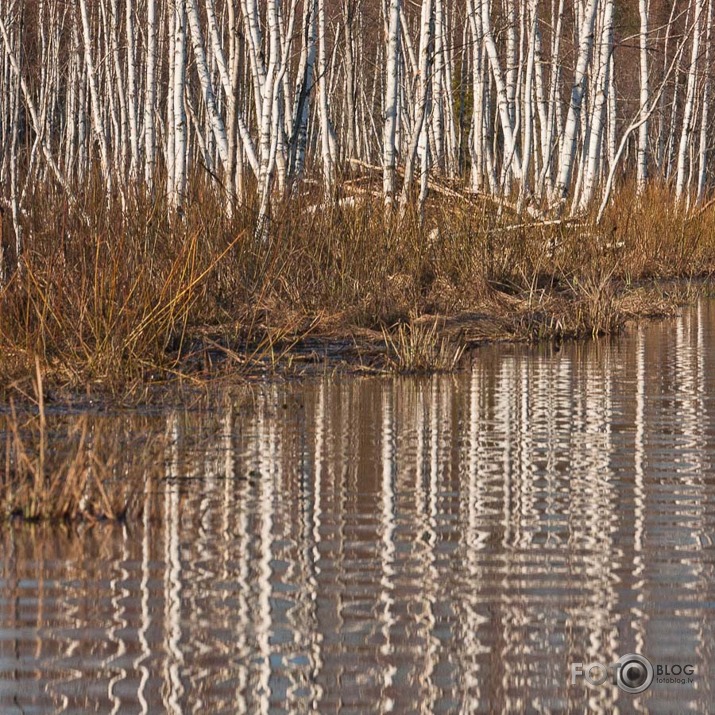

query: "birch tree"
left=171, top=0, right=188, bottom=210
left=481, top=0, right=522, bottom=183
left=4, top=0, right=715, bottom=248
left=79, top=0, right=111, bottom=193
left=145, top=0, right=157, bottom=189
left=637, top=0, right=650, bottom=192
left=698, top=0, right=714, bottom=201
left=291, top=0, right=317, bottom=180
left=317, top=0, right=335, bottom=194
left=553, top=0, right=599, bottom=206
left=383, top=0, right=402, bottom=202
left=186, top=0, right=230, bottom=176
left=676, top=0, right=705, bottom=201
left=399, top=0, right=434, bottom=216
left=578, top=0, right=613, bottom=211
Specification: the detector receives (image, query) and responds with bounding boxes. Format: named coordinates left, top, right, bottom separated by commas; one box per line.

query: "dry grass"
left=1, top=176, right=712, bottom=521
left=1, top=359, right=166, bottom=522
left=383, top=316, right=465, bottom=373
left=1, top=175, right=715, bottom=390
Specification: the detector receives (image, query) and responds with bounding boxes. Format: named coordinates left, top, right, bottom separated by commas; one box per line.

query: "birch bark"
left=400, top=0, right=434, bottom=213
left=676, top=0, right=704, bottom=200
left=79, top=0, right=111, bottom=192
left=383, top=0, right=401, bottom=202
left=579, top=0, right=613, bottom=211
left=172, top=0, right=188, bottom=211
left=637, top=0, right=649, bottom=192
left=553, top=0, right=599, bottom=205
left=481, top=0, right=522, bottom=182
left=697, top=0, right=713, bottom=201
left=145, top=0, right=157, bottom=188
left=317, top=0, right=335, bottom=193
left=186, top=0, right=230, bottom=175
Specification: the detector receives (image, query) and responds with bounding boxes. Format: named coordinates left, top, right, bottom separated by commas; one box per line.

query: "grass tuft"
left=1, top=360, right=165, bottom=522
left=383, top=317, right=465, bottom=373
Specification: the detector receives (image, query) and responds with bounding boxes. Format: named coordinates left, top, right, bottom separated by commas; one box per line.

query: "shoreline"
left=0, top=279, right=708, bottom=524
left=4, top=275, right=703, bottom=411
left=2, top=187, right=715, bottom=406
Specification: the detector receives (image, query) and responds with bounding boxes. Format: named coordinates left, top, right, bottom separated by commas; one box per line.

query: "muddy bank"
left=159, top=278, right=692, bottom=376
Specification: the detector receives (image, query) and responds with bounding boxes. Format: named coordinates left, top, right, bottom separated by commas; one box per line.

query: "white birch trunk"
left=343, top=0, right=357, bottom=161
left=400, top=0, right=434, bottom=213
left=186, top=0, right=230, bottom=175
left=537, top=0, right=565, bottom=196
left=317, top=0, right=334, bottom=194
left=145, top=0, right=157, bottom=188
left=579, top=0, right=613, bottom=211
left=676, top=0, right=704, bottom=201
left=518, top=0, right=537, bottom=209
left=125, top=0, right=140, bottom=180
left=383, top=0, right=401, bottom=201
left=637, top=0, right=649, bottom=192
left=78, top=0, right=111, bottom=192
left=481, top=0, right=522, bottom=182
left=172, top=0, right=188, bottom=211
left=291, top=0, right=317, bottom=179
left=698, top=0, right=713, bottom=201
left=467, top=0, right=485, bottom=193
left=553, top=0, right=599, bottom=206
left=656, top=1, right=679, bottom=175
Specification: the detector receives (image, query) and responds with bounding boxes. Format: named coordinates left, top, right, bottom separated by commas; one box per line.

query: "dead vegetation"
left=0, top=177, right=714, bottom=388
left=0, top=178, right=714, bottom=520
left=383, top=316, right=465, bottom=373
left=1, top=359, right=166, bottom=522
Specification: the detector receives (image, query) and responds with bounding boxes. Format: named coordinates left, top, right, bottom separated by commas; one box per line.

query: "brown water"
left=3, top=303, right=715, bottom=713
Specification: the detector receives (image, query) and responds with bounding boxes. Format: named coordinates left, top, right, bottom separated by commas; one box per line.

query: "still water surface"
left=3, top=303, right=715, bottom=713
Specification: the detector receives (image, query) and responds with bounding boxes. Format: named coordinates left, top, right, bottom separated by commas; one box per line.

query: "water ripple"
left=3, top=303, right=715, bottom=711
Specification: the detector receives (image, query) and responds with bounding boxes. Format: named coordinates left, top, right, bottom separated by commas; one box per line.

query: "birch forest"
left=1, top=0, right=714, bottom=248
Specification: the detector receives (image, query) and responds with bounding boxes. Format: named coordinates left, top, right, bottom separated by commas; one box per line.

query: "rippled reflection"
left=3, top=304, right=715, bottom=712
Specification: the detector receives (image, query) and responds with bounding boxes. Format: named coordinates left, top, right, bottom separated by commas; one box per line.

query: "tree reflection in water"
left=2, top=303, right=715, bottom=712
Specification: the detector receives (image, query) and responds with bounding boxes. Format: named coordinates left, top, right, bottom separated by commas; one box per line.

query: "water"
left=3, top=302, right=715, bottom=713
